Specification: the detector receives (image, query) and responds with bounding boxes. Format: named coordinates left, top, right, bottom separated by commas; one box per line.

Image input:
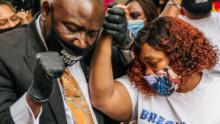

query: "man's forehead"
left=56, top=0, right=101, bottom=9
left=54, top=0, right=104, bottom=29
left=55, top=0, right=103, bottom=16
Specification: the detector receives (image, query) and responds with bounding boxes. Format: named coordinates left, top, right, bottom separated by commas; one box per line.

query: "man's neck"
left=177, top=72, right=202, bottom=93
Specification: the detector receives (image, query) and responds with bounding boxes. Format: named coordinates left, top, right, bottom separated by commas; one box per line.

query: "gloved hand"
left=27, top=52, right=65, bottom=103
left=103, top=7, right=130, bottom=48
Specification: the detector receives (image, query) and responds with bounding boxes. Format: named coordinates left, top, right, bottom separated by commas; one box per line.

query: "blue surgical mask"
left=143, top=66, right=181, bottom=96
left=127, top=19, right=145, bottom=38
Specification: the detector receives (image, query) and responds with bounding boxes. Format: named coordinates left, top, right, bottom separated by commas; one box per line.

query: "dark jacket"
left=0, top=19, right=127, bottom=124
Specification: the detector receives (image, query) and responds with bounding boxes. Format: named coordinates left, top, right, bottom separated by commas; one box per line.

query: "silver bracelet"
left=120, top=31, right=135, bottom=50
left=167, top=1, right=181, bottom=10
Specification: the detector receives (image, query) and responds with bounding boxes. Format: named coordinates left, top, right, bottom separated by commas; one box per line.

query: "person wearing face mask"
left=0, top=1, right=21, bottom=33
left=89, top=16, right=220, bottom=123
left=8, top=0, right=35, bottom=25
left=0, top=0, right=128, bottom=123
left=125, top=0, right=159, bottom=39
left=104, top=0, right=159, bottom=65
left=105, top=0, right=184, bottom=65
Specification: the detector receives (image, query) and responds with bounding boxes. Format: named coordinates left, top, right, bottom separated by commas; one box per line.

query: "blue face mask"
left=127, top=19, right=145, bottom=38
left=143, top=66, right=181, bottom=96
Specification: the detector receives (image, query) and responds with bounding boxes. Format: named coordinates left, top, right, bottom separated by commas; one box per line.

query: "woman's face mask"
left=143, top=66, right=181, bottom=96
left=127, top=19, right=145, bottom=38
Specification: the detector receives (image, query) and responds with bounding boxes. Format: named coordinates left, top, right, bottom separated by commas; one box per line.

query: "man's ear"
left=41, top=1, right=52, bottom=21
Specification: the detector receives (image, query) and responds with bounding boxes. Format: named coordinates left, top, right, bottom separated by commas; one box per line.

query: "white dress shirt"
left=9, top=15, right=98, bottom=124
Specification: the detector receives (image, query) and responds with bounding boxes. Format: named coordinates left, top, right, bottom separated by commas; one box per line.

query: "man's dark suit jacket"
left=0, top=19, right=127, bottom=124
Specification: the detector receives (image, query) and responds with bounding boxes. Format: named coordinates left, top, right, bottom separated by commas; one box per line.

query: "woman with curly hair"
left=89, top=16, right=220, bottom=123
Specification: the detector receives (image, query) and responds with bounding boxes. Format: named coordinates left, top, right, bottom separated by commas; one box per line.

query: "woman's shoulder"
left=116, top=75, right=130, bottom=84
left=116, top=75, right=139, bottom=95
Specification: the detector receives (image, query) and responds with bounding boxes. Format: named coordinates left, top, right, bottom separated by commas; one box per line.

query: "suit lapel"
left=49, top=81, right=67, bottom=124
left=23, top=18, right=67, bottom=124
left=23, top=19, right=46, bottom=72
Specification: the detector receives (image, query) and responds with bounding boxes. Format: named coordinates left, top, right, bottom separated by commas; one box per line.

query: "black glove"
left=103, top=7, right=130, bottom=47
left=107, top=2, right=117, bottom=8
left=27, top=52, right=65, bottom=103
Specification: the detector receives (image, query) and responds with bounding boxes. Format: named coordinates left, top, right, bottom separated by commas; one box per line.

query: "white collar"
left=35, top=15, right=49, bottom=51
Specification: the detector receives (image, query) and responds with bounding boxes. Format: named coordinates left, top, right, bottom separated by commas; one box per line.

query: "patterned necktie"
left=60, top=68, right=94, bottom=124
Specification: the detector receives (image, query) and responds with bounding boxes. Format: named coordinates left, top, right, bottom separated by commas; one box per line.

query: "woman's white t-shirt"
left=116, top=71, right=220, bottom=124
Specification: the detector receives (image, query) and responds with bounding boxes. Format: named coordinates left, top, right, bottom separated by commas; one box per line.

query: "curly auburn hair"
left=127, top=16, right=218, bottom=96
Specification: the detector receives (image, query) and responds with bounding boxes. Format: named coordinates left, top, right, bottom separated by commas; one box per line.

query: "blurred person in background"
left=103, top=0, right=159, bottom=66
left=151, top=0, right=169, bottom=13
left=125, top=0, right=159, bottom=27
left=181, top=0, right=220, bottom=75
left=8, top=0, right=37, bottom=24
left=165, top=0, right=220, bottom=75
left=16, top=10, right=33, bottom=24
left=213, top=0, right=220, bottom=12
left=0, top=0, right=21, bottom=33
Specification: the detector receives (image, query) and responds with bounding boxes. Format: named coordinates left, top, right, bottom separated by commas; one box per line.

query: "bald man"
left=0, top=0, right=125, bottom=123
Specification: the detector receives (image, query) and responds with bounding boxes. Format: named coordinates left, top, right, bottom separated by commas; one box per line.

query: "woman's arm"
left=160, top=0, right=182, bottom=17
left=89, top=34, right=133, bottom=121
